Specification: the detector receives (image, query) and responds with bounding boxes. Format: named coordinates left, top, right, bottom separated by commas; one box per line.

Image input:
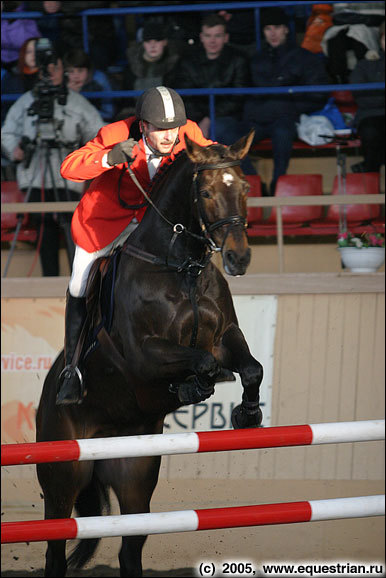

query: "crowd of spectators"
left=1, top=1, right=385, bottom=274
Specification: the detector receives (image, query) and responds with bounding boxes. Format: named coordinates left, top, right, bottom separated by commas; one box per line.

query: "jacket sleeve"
left=60, top=120, right=129, bottom=182
left=1, top=94, right=27, bottom=160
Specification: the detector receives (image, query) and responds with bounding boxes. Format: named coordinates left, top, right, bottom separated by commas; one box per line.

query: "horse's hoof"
left=231, top=404, right=263, bottom=429
left=177, top=378, right=215, bottom=405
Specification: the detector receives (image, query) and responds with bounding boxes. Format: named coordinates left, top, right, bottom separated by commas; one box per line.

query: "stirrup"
left=56, top=365, right=85, bottom=405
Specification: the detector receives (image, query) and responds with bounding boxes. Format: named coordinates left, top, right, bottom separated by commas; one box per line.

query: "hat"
left=142, top=22, right=167, bottom=42
left=261, top=8, right=289, bottom=28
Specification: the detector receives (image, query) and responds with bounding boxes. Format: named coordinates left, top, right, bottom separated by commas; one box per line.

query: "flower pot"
left=338, top=247, right=385, bottom=273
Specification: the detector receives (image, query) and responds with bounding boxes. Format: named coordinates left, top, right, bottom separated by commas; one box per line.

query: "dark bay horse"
left=36, top=131, right=263, bottom=577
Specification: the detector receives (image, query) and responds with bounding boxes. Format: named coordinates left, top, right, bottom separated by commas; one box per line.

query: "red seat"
left=245, top=174, right=263, bottom=225
left=326, top=172, right=381, bottom=222
left=267, top=174, right=323, bottom=224
left=1, top=181, right=37, bottom=242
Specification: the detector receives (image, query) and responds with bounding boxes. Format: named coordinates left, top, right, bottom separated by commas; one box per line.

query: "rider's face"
left=142, top=122, right=179, bottom=154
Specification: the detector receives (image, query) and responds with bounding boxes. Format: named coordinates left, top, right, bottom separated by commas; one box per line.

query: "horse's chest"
left=166, top=292, right=224, bottom=346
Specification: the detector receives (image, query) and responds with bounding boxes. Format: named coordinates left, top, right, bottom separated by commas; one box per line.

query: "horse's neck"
left=130, top=160, right=203, bottom=259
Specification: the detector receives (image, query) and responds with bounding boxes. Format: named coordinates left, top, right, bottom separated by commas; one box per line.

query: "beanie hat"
left=261, top=8, right=289, bottom=28
left=142, top=22, right=167, bottom=42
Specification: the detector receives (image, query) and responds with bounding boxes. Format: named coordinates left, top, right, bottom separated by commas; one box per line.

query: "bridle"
left=123, top=157, right=247, bottom=272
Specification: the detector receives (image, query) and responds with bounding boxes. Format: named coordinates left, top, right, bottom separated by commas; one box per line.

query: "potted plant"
left=338, top=231, right=385, bottom=273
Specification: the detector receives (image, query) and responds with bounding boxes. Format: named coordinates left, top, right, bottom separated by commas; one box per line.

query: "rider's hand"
left=107, top=138, right=139, bottom=166
left=13, top=145, right=25, bottom=162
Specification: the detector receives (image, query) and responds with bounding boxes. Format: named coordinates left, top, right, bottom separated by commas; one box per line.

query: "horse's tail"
left=67, top=472, right=111, bottom=569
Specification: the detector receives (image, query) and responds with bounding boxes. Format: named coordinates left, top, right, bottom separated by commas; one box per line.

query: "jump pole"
left=1, top=420, right=384, bottom=466
left=2, top=495, right=384, bottom=544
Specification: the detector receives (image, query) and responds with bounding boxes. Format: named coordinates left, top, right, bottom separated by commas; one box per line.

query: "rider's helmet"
left=136, top=86, right=187, bottom=129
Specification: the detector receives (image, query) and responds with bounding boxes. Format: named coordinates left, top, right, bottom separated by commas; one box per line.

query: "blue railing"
left=2, top=84, right=384, bottom=140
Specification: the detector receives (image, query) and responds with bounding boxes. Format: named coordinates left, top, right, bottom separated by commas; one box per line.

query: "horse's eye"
left=201, top=191, right=211, bottom=199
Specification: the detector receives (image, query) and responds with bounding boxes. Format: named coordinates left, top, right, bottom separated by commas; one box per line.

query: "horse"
left=36, top=130, right=264, bottom=577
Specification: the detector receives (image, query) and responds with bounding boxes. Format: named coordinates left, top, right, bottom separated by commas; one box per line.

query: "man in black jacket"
left=242, top=8, right=329, bottom=195
left=173, top=13, right=250, bottom=140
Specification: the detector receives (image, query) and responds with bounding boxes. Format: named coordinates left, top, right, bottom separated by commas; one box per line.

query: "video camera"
left=27, top=38, right=67, bottom=123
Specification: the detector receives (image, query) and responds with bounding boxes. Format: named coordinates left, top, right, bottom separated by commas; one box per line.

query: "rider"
left=56, top=86, right=214, bottom=405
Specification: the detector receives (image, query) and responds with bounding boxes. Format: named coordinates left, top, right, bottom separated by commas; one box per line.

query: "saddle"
left=71, top=248, right=129, bottom=379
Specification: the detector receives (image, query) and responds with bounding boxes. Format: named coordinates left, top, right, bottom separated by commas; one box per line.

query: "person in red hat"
left=56, top=86, right=213, bottom=405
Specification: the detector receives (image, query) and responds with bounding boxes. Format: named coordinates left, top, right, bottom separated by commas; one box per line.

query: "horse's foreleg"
left=221, top=323, right=263, bottom=429
left=141, top=336, right=221, bottom=404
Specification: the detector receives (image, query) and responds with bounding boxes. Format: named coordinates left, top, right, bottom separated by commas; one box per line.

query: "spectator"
left=1, top=45, right=104, bottom=276
left=350, top=20, right=385, bottom=173
left=26, top=1, right=117, bottom=72
left=301, top=3, right=333, bottom=54
left=1, top=36, right=40, bottom=123
left=321, top=2, right=385, bottom=83
left=173, top=13, right=250, bottom=140
left=217, top=8, right=257, bottom=57
left=1, top=1, right=41, bottom=70
left=119, top=21, right=179, bottom=116
left=30, top=2, right=63, bottom=47
left=241, top=7, right=329, bottom=195
left=63, top=48, right=114, bottom=121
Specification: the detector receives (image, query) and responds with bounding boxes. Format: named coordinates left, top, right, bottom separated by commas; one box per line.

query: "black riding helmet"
left=136, top=86, right=187, bottom=129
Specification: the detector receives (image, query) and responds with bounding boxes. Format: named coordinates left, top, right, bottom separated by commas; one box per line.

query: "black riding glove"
left=107, top=138, right=138, bottom=166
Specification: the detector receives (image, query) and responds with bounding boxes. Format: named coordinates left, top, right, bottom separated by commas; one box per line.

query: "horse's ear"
left=184, top=134, right=207, bottom=163
left=228, top=129, right=255, bottom=160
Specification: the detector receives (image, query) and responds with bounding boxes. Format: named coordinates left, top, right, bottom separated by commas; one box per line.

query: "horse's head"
left=185, top=130, right=255, bottom=276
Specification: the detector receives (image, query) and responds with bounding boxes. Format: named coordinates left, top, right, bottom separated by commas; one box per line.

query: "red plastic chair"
left=326, top=172, right=381, bottom=222
left=245, top=175, right=263, bottom=226
left=1, top=181, right=37, bottom=242
left=267, top=174, right=323, bottom=225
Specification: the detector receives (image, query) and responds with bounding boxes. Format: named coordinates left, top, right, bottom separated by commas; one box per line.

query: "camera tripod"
left=3, top=124, right=76, bottom=278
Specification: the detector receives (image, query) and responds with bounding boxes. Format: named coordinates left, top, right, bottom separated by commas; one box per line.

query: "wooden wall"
left=160, top=290, right=385, bottom=482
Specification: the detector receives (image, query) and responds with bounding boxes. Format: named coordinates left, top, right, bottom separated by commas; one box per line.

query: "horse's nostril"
left=226, top=251, right=236, bottom=265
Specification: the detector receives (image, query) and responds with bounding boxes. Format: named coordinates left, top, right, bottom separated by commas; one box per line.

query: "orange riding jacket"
left=60, top=117, right=213, bottom=252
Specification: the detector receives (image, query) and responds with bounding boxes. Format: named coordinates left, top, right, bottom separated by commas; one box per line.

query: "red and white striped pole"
left=1, top=420, right=384, bottom=466
left=2, top=495, right=384, bottom=544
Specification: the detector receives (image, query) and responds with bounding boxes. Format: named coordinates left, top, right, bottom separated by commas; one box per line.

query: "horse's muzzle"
left=223, top=247, right=251, bottom=276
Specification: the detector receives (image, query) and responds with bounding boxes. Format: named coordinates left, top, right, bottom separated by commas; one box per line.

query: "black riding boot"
left=56, top=292, right=87, bottom=405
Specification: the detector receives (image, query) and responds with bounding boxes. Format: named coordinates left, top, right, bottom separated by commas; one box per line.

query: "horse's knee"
left=197, top=351, right=221, bottom=379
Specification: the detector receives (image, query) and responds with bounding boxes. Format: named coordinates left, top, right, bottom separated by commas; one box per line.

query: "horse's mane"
left=146, top=142, right=231, bottom=199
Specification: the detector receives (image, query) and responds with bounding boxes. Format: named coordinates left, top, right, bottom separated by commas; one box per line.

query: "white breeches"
left=68, top=222, right=138, bottom=297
